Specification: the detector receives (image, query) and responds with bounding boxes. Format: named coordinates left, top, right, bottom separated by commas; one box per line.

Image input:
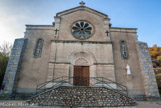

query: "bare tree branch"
left=0, top=41, right=12, bottom=57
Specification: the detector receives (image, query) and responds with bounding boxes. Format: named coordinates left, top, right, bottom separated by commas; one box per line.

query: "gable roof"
left=56, top=6, right=109, bottom=19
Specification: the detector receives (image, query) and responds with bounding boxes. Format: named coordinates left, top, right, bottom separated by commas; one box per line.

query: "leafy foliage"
left=150, top=51, right=159, bottom=57
left=0, top=53, right=9, bottom=76
left=157, top=56, right=161, bottom=62
left=149, top=45, right=161, bottom=59
left=149, top=45, right=161, bottom=94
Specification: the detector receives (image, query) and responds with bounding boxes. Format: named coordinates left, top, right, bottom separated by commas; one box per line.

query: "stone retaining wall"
left=29, top=86, right=136, bottom=107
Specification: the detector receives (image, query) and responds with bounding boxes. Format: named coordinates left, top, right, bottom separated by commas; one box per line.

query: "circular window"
left=71, top=21, right=94, bottom=40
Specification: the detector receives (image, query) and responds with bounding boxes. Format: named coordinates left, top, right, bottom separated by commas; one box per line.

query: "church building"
left=1, top=1, right=160, bottom=105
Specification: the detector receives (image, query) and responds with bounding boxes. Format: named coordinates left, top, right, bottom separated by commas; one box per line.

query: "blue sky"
left=0, top=0, right=161, bottom=47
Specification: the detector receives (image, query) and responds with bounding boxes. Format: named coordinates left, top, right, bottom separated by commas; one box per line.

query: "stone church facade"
left=1, top=2, right=160, bottom=99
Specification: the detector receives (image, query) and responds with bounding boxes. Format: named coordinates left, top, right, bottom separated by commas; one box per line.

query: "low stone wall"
left=28, top=86, right=136, bottom=107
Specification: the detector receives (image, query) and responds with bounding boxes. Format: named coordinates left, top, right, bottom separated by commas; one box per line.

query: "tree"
left=0, top=54, right=9, bottom=76
left=149, top=45, right=161, bottom=59
left=150, top=51, right=159, bottom=58
left=0, top=42, right=12, bottom=89
left=0, top=41, right=12, bottom=57
left=149, top=44, right=161, bottom=94
left=157, top=56, right=161, bottom=62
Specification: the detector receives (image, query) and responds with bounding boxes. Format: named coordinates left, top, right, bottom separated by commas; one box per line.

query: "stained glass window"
left=120, top=40, right=128, bottom=59
left=33, top=38, right=44, bottom=58
left=71, top=21, right=94, bottom=40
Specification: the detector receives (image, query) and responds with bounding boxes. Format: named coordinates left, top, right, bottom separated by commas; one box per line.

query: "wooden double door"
left=73, top=66, right=89, bottom=86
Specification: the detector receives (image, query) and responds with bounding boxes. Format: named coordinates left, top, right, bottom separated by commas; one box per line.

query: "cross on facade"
left=105, top=30, right=109, bottom=36
left=55, top=29, right=59, bottom=35
left=80, top=1, right=85, bottom=6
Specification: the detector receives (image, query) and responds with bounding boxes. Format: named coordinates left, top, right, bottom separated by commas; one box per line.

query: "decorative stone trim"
left=26, top=28, right=54, bottom=30
left=94, top=63, right=114, bottom=65
left=56, top=6, right=108, bottom=18
left=26, top=25, right=54, bottom=30
left=49, top=62, right=114, bottom=65
left=49, top=62, right=71, bottom=64
left=51, top=40, right=112, bottom=44
left=110, top=27, right=137, bottom=33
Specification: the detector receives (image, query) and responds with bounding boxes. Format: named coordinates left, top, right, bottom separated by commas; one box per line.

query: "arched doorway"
left=73, top=57, right=89, bottom=86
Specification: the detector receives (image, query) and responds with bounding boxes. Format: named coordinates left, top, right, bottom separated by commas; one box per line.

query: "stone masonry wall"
left=137, top=42, right=160, bottom=97
left=1, top=38, right=27, bottom=95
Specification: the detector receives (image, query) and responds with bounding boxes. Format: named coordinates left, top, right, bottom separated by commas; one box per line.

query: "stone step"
left=27, top=86, right=136, bottom=107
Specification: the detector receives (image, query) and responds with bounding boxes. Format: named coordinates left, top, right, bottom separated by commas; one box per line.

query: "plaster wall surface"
left=17, top=28, right=54, bottom=93
left=110, top=28, right=145, bottom=95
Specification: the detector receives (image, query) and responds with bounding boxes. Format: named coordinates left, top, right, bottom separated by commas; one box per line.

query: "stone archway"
left=68, top=51, right=96, bottom=85
left=68, top=51, right=96, bottom=66
left=75, top=57, right=89, bottom=66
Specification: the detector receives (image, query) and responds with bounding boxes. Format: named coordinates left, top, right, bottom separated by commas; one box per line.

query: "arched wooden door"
left=73, top=66, right=89, bottom=86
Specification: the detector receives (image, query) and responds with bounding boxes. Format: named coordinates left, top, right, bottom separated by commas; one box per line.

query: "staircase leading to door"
left=27, top=77, right=136, bottom=107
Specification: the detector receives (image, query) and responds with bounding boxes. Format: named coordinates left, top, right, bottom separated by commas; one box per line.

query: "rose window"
left=71, top=21, right=94, bottom=40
